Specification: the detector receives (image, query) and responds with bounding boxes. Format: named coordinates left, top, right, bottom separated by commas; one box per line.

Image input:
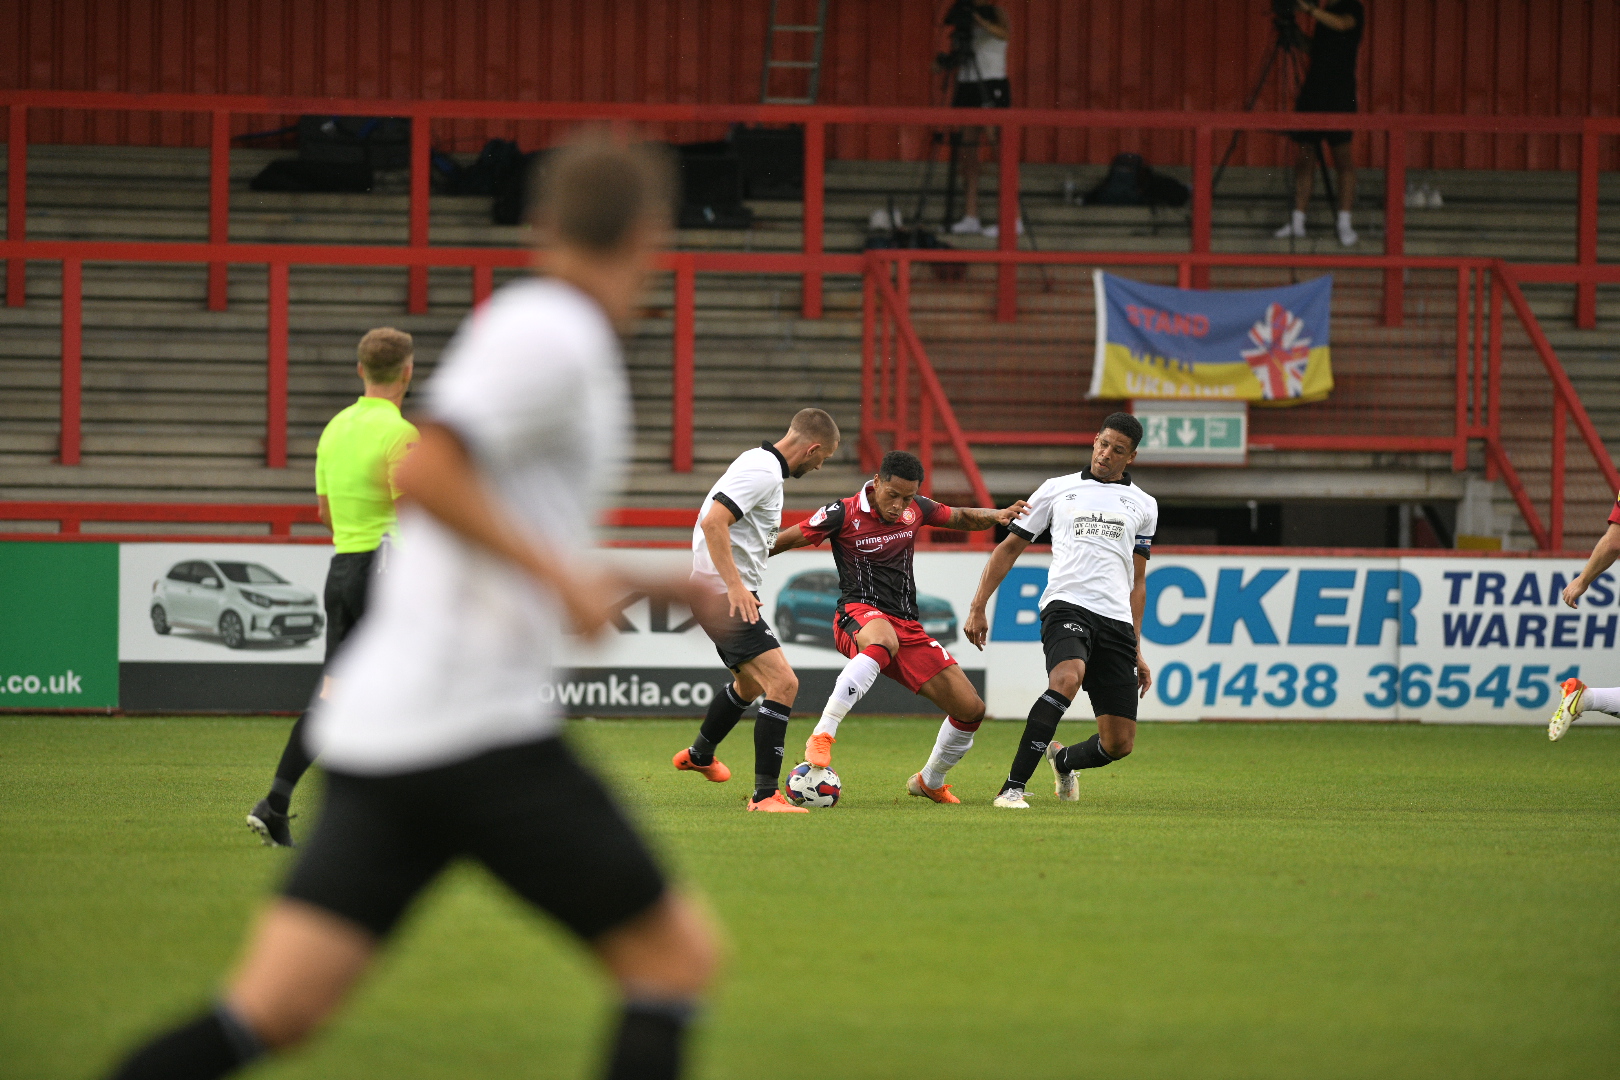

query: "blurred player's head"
left=1092, top=411, right=1141, bottom=481
left=872, top=450, right=924, bottom=522
left=529, top=133, right=675, bottom=324
left=781, top=408, right=841, bottom=477
left=357, top=326, right=414, bottom=389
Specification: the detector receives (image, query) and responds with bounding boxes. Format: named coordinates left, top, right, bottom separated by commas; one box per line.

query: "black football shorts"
left=1039, top=600, right=1141, bottom=720
left=283, top=736, right=667, bottom=941
left=693, top=589, right=781, bottom=672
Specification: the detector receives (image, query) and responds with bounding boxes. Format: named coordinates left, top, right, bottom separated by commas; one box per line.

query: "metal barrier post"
left=1383, top=128, right=1406, bottom=327
left=60, top=258, right=82, bottom=464
left=1576, top=126, right=1599, bottom=330
left=408, top=114, right=430, bottom=315
left=995, top=120, right=1020, bottom=321
left=208, top=110, right=231, bottom=311
left=672, top=259, right=695, bottom=472
left=1486, top=271, right=1502, bottom=480
left=6, top=104, right=25, bottom=306
left=1190, top=126, right=1212, bottom=289
left=802, top=119, right=825, bottom=319
left=266, top=263, right=289, bottom=468
left=1551, top=390, right=1566, bottom=549
left=860, top=268, right=876, bottom=470
left=1453, top=266, right=1468, bottom=470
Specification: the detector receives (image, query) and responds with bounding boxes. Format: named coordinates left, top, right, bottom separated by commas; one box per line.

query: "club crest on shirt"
left=902, top=505, right=918, bottom=525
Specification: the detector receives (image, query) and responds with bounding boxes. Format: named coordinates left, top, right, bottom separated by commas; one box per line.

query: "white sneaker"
left=949, top=215, right=982, bottom=235
left=1336, top=214, right=1358, bottom=247
left=1274, top=215, right=1305, bottom=239
left=1046, top=742, right=1078, bottom=801
left=981, top=218, right=1024, bottom=238
left=1549, top=678, right=1586, bottom=741
left=992, top=787, right=1030, bottom=809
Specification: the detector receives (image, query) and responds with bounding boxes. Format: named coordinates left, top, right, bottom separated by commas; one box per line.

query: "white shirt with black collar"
left=691, top=440, right=789, bottom=595
left=1009, top=469, right=1158, bottom=625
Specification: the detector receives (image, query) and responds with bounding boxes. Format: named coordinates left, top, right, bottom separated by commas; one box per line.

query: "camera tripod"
left=1210, top=13, right=1337, bottom=215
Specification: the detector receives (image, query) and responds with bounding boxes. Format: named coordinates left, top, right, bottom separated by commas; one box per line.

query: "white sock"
left=920, top=718, right=977, bottom=788
left=1584, top=686, right=1620, bottom=716
left=813, top=652, right=883, bottom=738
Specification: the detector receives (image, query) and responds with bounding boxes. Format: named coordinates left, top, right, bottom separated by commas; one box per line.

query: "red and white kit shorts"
left=834, top=602, right=958, bottom=694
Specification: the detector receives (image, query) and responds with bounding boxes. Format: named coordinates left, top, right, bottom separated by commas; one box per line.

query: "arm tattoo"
left=947, top=506, right=997, bottom=531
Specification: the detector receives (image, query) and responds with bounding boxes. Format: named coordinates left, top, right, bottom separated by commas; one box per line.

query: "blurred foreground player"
left=672, top=409, right=840, bottom=812
left=247, top=327, right=419, bottom=848
left=965, top=413, right=1156, bottom=808
left=771, top=451, right=1027, bottom=801
left=107, top=136, right=718, bottom=1080
left=1548, top=497, right=1620, bottom=740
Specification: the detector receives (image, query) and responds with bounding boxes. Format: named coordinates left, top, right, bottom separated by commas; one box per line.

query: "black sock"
left=267, top=712, right=313, bottom=814
left=603, top=999, right=695, bottom=1080
left=689, top=685, right=749, bottom=766
left=108, top=1004, right=264, bottom=1080
left=1002, top=689, right=1071, bottom=791
left=752, top=699, right=791, bottom=800
left=1057, top=733, right=1115, bottom=772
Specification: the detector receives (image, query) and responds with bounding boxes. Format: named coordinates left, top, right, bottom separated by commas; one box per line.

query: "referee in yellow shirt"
left=248, top=327, right=420, bottom=846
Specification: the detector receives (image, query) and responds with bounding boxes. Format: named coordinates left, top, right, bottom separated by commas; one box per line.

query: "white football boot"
left=1549, top=678, right=1586, bottom=741
left=1045, top=742, right=1078, bottom=801
left=992, top=786, right=1030, bottom=809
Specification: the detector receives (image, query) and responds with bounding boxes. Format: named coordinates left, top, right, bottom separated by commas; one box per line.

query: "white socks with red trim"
left=813, top=648, right=885, bottom=738
left=920, top=717, right=980, bottom=789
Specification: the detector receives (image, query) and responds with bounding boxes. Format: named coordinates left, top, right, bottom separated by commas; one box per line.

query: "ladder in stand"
left=760, top=0, right=828, bottom=105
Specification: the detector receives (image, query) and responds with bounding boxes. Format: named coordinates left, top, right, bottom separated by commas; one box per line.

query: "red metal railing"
left=4, top=91, right=1614, bottom=325
left=0, top=238, right=859, bottom=472
left=861, top=249, right=1620, bottom=552
left=0, top=503, right=816, bottom=547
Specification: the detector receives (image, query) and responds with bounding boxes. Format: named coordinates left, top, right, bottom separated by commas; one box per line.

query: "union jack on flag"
left=1239, top=302, right=1313, bottom=400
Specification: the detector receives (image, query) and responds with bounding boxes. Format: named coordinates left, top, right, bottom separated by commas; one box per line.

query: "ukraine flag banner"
left=1089, top=271, right=1334, bottom=405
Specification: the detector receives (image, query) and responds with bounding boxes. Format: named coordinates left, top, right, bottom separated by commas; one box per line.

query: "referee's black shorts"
left=323, top=548, right=376, bottom=664
left=1040, top=600, right=1141, bottom=721
left=282, top=736, right=667, bottom=942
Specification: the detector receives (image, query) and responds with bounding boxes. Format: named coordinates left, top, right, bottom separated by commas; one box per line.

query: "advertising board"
left=1, top=540, right=1607, bottom=725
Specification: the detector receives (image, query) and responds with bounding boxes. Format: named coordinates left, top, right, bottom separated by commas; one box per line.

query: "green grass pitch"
left=1, top=716, right=1616, bottom=1079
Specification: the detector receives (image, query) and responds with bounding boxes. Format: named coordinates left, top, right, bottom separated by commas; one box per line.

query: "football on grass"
left=786, top=763, right=842, bottom=808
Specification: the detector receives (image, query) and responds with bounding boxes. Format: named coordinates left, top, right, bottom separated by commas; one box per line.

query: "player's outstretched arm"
left=395, top=422, right=618, bottom=639
left=941, top=499, right=1031, bottom=532
left=770, top=524, right=814, bottom=556
left=1563, top=522, right=1620, bottom=608
left=964, top=532, right=1031, bottom=650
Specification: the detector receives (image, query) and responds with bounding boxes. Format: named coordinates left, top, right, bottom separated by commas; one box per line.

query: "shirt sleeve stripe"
left=712, top=492, right=745, bottom=522
left=1008, top=523, right=1039, bottom=542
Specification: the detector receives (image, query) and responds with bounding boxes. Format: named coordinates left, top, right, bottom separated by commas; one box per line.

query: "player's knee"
left=766, top=670, right=798, bottom=704
left=1048, top=670, right=1082, bottom=700
left=1101, top=732, right=1134, bottom=758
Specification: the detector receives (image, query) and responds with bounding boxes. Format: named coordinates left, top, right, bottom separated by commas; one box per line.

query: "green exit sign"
left=1131, top=402, right=1248, bottom=464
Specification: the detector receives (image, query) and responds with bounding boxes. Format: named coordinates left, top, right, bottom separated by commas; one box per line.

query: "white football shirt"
left=1009, top=469, right=1158, bottom=625
left=310, top=278, right=629, bottom=774
left=690, top=441, right=789, bottom=594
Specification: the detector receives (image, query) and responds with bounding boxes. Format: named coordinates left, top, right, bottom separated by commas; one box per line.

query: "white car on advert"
left=151, top=559, right=324, bottom=648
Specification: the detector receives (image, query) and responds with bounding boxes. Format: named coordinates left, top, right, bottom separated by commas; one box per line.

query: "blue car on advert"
left=774, top=569, right=958, bottom=648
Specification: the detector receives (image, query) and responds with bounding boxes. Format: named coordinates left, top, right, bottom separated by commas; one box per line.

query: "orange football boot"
left=672, top=747, right=731, bottom=783
left=906, top=772, right=961, bottom=804
left=805, top=732, right=835, bottom=768
left=746, top=790, right=810, bottom=813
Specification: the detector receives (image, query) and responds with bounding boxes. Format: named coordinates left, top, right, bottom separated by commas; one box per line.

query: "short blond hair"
left=790, top=408, right=840, bottom=448
left=357, top=327, right=413, bottom=384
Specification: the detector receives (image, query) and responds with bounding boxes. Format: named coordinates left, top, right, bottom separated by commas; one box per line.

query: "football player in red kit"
left=770, top=451, right=1027, bottom=802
